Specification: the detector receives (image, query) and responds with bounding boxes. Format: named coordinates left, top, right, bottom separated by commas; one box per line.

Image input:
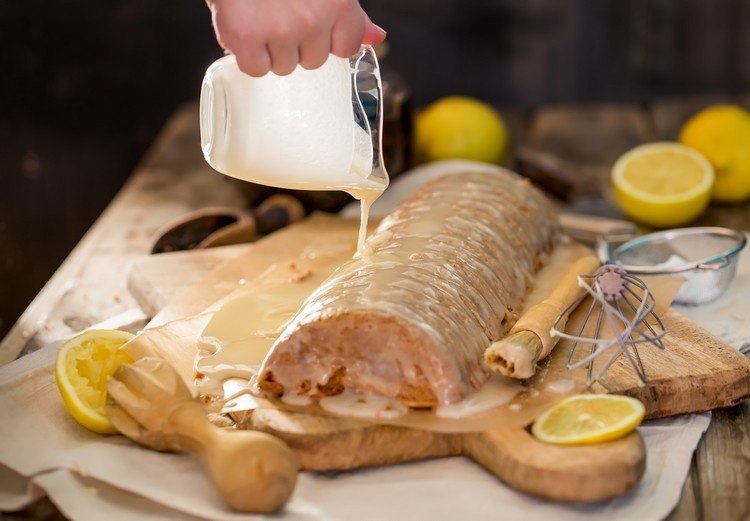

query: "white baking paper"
left=0, top=345, right=711, bottom=521
left=2, top=160, right=747, bottom=520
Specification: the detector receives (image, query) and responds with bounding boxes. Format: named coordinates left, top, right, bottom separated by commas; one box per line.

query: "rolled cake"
left=258, top=171, right=558, bottom=407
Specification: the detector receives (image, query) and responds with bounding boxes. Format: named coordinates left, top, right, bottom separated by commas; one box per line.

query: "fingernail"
left=363, top=21, right=387, bottom=45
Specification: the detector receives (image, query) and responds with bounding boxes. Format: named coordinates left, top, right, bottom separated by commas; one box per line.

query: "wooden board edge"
left=462, top=428, right=646, bottom=502
left=626, top=367, right=750, bottom=420
left=246, top=408, right=461, bottom=471
left=243, top=407, right=646, bottom=503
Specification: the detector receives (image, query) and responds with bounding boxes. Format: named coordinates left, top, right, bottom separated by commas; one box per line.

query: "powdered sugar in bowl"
left=599, top=227, right=747, bottom=306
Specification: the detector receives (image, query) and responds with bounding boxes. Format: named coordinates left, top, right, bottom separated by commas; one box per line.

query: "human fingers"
left=234, top=44, right=273, bottom=77
left=330, top=3, right=367, bottom=57
left=268, top=40, right=300, bottom=76
left=299, top=30, right=331, bottom=70
left=362, top=17, right=387, bottom=45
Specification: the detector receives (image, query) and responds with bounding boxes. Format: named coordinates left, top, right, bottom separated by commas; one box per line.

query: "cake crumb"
left=290, top=268, right=313, bottom=283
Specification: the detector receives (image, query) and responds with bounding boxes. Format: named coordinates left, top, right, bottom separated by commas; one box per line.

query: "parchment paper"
left=2, top=160, right=746, bottom=519
left=0, top=347, right=712, bottom=521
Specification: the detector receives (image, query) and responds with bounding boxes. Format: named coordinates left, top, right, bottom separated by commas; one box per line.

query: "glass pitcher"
left=199, top=46, right=388, bottom=196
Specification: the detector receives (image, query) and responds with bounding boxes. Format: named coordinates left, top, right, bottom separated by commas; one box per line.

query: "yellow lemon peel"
left=55, top=329, right=135, bottom=434
left=532, top=394, right=645, bottom=445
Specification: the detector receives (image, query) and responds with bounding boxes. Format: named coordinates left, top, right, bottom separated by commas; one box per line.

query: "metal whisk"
left=550, top=264, right=666, bottom=386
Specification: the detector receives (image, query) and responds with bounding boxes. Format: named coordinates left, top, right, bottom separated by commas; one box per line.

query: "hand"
left=207, top=0, right=386, bottom=77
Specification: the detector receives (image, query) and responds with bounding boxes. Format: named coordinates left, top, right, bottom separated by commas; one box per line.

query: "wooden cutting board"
left=126, top=215, right=750, bottom=502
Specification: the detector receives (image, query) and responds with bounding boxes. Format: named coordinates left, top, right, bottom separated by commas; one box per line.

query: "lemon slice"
left=55, top=329, right=135, bottom=434
left=532, top=394, right=645, bottom=445
left=612, top=142, right=714, bottom=227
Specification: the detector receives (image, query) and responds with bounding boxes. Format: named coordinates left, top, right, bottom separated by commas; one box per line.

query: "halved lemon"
left=612, top=142, right=714, bottom=227
left=55, top=329, right=135, bottom=434
left=532, top=394, right=645, bottom=445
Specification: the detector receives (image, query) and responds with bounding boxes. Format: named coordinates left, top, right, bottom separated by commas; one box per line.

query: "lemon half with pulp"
left=532, top=394, right=645, bottom=445
left=55, top=329, right=135, bottom=434
left=612, top=142, right=714, bottom=227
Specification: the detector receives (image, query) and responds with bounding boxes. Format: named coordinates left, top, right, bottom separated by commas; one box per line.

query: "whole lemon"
left=415, top=96, right=508, bottom=164
left=679, top=104, right=750, bottom=202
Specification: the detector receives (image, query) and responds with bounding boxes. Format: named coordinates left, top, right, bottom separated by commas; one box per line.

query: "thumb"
left=362, top=17, right=387, bottom=45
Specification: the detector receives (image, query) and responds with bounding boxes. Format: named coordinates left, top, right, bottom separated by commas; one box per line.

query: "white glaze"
left=544, top=379, right=577, bottom=394
left=319, top=391, right=409, bottom=420
left=435, top=376, right=522, bottom=419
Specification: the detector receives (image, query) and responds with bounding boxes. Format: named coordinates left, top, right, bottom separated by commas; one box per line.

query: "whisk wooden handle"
left=511, top=255, right=600, bottom=357
left=165, top=402, right=299, bottom=513
left=485, top=255, right=600, bottom=379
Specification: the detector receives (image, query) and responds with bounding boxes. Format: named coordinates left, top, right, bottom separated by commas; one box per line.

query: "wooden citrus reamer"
left=106, top=357, right=299, bottom=513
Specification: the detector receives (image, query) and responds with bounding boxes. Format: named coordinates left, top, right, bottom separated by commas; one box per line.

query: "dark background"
left=1, top=0, right=749, bottom=339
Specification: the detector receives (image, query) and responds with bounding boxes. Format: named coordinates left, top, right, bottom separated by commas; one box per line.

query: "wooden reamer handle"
left=106, top=357, right=298, bottom=513
left=165, top=402, right=299, bottom=513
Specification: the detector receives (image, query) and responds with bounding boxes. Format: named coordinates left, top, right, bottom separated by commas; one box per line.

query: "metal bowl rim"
left=609, top=226, right=747, bottom=275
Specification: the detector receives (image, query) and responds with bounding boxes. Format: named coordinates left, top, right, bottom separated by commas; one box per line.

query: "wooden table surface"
left=2, top=96, right=749, bottom=520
